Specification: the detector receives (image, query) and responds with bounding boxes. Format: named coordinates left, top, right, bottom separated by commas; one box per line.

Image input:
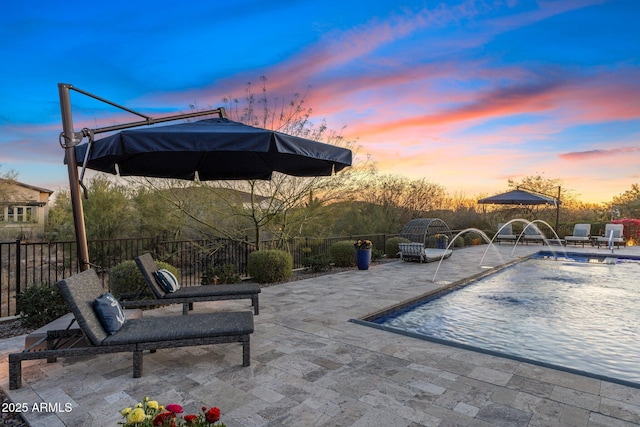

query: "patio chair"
left=123, top=253, right=260, bottom=315
left=495, top=223, right=517, bottom=244
left=564, top=224, right=591, bottom=247
left=595, top=223, right=625, bottom=248
left=8, top=268, right=253, bottom=389
left=522, top=224, right=546, bottom=244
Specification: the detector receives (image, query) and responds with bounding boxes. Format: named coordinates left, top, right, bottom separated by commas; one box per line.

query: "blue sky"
left=2, top=0, right=639, bottom=203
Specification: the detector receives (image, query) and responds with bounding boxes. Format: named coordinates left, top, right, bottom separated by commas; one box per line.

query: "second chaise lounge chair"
left=9, top=268, right=253, bottom=389
left=595, top=223, right=625, bottom=248
left=564, top=223, right=591, bottom=247
left=496, top=223, right=518, bottom=244
left=125, top=253, right=261, bottom=315
left=522, top=224, right=546, bottom=244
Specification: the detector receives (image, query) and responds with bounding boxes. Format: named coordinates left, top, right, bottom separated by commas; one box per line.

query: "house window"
left=4, top=206, right=36, bottom=223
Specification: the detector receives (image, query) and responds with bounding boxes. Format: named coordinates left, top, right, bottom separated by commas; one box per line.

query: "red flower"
left=165, top=404, right=183, bottom=414
left=153, top=412, right=177, bottom=427
left=204, top=406, right=221, bottom=423
left=183, top=414, right=198, bottom=424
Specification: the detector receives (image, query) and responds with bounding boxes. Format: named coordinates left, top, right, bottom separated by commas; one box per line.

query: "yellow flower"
left=126, top=407, right=146, bottom=424
left=120, top=407, right=132, bottom=416
left=147, top=400, right=159, bottom=410
left=144, top=397, right=149, bottom=402
left=159, top=406, right=165, bottom=411
left=135, top=403, right=143, bottom=408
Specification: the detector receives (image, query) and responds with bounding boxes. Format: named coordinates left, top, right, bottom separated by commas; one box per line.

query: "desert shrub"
left=330, top=240, right=356, bottom=267
left=247, top=250, right=293, bottom=283
left=109, top=259, right=178, bottom=299
left=201, top=264, right=241, bottom=285
left=385, top=237, right=411, bottom=257
left=372, top=248, right=384, bottom=261
left=453, top=236, right=465, bottom=247
left=16, top=284, right=69, bottom=328
left=304, top=254, right=333, bottom=273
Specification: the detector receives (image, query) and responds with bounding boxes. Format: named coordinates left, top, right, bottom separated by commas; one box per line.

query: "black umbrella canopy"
left=478, top=189, right=559, bottom=206
left=71, top=118, right=352, bottom=180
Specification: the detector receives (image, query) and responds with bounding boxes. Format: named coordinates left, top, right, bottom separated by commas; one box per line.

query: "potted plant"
left=354, top=239, right=373, bottom=270
left=435, top=234, right=449, bottom=250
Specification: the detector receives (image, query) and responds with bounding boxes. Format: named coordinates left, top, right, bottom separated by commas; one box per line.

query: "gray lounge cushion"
left=573, top=229, right=587, bottom=237
left=103, top=312, right=253, bottom=346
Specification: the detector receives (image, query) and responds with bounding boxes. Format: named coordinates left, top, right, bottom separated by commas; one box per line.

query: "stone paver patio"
left=2, top=244, right=640, bottom=426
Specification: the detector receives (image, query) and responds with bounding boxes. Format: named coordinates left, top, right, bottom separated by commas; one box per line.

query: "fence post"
left=15, top=239, right=21, bottom=295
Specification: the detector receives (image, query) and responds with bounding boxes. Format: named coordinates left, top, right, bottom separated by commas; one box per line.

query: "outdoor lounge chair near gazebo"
left=126, top=253, right=261, bottom=315
left=9, top=268, right=254, bottom=389
left=564, top=224, right=591, bottom=247
left=496, top=223, right=518, bottom=244
left=595, top=223, right=625, bottom=248
left=522, top=224, right=546, bottom=244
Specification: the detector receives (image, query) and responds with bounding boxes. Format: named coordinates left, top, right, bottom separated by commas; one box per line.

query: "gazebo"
left=399, top=218, right=452, bottom=247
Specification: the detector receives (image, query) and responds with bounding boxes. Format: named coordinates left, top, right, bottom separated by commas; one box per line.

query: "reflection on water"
left=375, top=258, right=640, bottom=383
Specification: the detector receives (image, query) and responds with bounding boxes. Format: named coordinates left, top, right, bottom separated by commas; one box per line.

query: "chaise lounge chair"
left=495, top=223, right=517, bottom=244
left=564, top=223, right=591, bottom=247
left=595, top=223, right=625, bottom=248
left=122, top=253, right=260, bottom=315
left=9, top=268, right=253, bottom=389
left=522, top=224, right=546, bottom=244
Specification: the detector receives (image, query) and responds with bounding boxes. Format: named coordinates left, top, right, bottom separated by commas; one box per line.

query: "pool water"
left=373, top=255, right=640, bottom=385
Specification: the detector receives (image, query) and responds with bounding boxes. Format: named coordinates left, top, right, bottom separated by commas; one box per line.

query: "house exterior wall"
left=0, top=180, right=53, bottom=241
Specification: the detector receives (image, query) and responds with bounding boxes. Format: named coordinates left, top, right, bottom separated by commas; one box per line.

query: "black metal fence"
left=3, top=223, right=637, bottom=318
left=0, top=233, right=391, bottom=318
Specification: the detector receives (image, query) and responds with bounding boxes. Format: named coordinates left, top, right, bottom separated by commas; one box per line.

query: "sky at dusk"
left=2, top=0, right=639, bottom=204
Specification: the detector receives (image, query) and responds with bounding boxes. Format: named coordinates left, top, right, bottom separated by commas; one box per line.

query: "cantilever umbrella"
left=59, top=83, right=352, bottom=270
left=71, top=117, right=352, bottom=180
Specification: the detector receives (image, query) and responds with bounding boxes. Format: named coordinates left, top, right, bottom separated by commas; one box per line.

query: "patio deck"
left=2, top=243, right=640, bottom=426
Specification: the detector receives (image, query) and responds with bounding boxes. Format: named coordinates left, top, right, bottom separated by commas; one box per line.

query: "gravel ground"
left=0, top=258, right=395, bottom=427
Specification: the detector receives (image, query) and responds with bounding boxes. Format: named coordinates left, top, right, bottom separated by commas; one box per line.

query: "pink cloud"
left=560, top=147, right=640, bottom=161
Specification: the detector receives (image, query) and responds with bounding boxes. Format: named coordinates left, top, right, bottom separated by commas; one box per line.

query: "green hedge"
left=16, top=284, right=69, bottom=328
left=330, top=240, right=356, bottom=267
left=247, top=250, right=293, bottom=283
left=385, top=237, right=411, bottom=257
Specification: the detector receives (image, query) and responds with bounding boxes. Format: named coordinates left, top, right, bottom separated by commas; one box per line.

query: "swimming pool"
left=363, top=252, right=640, bottom=387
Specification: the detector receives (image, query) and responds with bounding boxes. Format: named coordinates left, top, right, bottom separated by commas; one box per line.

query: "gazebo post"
left=555, top=186, right=561, bottom=233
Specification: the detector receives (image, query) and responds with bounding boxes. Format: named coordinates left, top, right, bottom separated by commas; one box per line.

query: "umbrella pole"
left=59, top=84, right=90, bottom=271
left=555, top=185, right=561, bottom=233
